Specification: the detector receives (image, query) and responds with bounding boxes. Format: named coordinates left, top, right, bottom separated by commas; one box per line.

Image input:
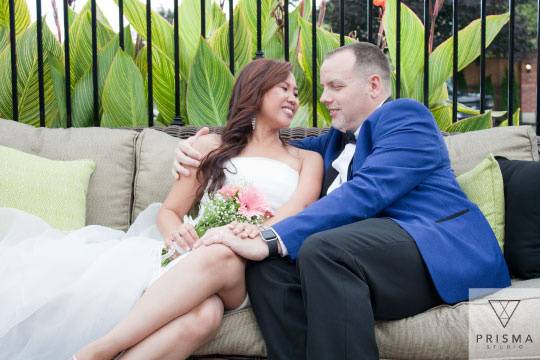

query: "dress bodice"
left=219, top=157, right=300, bottom=212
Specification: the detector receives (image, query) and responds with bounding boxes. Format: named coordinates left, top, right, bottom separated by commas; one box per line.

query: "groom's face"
left=319, top=50, right=375, bottom=132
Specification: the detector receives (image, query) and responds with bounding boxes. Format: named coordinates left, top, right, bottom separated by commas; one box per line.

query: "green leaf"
left=499, top=108, right=520, bottom=126
left=49, top=56, right=67, bottom=128
left=111, top=0, right=173, bottom=59
left=149, top=46, right=176, bottom=125
left=429, top=13, right=509, bottom=100
left=0, top=25, right=7, bottom=51
left=457, top=102, right=481, bottom=116
left=288, top=0, right=312, bottom=61
left=209, top=5, right=253, bottom=74
left=384, top=0, right=425, bottom=99
left=123, top=24, right=136, bottom=58
left=101, top=50, right=147, bottom=127
left=0, top=22, right=62, bottom=126
left=187, top=38, right=234, bottom=126
left=298, top=17, right=340, bottom=126
left=72, top=72, right=94, bottom=127
left=70, top=6, right=115, bottom=85
left=0, top=0, right=30, bottom=35
left=430, top=103, right=453, bottom=131
left=290, top=104, right=311, bottom=128
left=445, top=111, right=492, bottom=133
left=237, top=0, right=277, bottom=55
left=71, top=35, right=120, bottom=127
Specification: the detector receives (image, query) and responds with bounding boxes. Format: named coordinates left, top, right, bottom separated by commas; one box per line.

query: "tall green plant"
left=383, top=0, right=513, bottom=132
left=0, top=0, right=514, bottom=131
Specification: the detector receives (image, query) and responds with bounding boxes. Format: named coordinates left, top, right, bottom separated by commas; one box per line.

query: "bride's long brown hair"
left=195, top=59, right=292, bottom=200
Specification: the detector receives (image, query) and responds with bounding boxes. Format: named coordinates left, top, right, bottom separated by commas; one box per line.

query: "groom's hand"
left=195, top=226, right=269, bottom=261
left=172, top=127, right=210, bottom=179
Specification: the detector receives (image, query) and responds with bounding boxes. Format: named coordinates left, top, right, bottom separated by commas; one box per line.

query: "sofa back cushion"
left=132, top=128, right=178, bottom=222
left=444, top=125, right=539, bottom=175
left=0, top=119, right=137, bottom=230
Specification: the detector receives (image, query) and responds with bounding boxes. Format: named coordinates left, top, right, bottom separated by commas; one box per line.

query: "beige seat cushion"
left=132, top=128, right=179, bottom=223
left=444, top=125, right=539, bottom=175
left=193, top=278, right=540, bottom=359
left=0, top=119, right=137, bottom=230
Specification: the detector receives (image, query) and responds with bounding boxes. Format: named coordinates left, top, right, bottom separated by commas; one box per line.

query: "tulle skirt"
left=0, top=204, right=166, bottom=360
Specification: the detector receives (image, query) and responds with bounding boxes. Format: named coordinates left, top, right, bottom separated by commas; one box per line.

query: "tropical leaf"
left=49, top=56, right=67, bottom=128
left=72, top=35, right=120, bottom=127
left=457, top=102, right=481, bottom=116
left=499, top=108, right=520, bottom=126
left=0, top=0, right=30, bottom=35
left=0, top=22, right=62, bottom=126
left=101, top=50, right=147, bottom=127
left=112, top=0, right=173, bottom=59
left=187, top=38, right=233, bottom=126
left=123, top=25, right=135, bottom=58
left=149, top=46, right=176, bottom=125
left=172, top=0, right=226, bottom=80
left=209, top=5, right=253, bottom=74
left=70, top=6, right=115, bottom=86
left=288, top=0, right=312, bottom=61
left=237, top=0, right=277, bottom=55
left=445, top=110, right=492, bottom=133
left=431, top=103, right=453, bottom=131
left=384, top=0, right=425, bottom=99
left=429, top=13, right=509, bottom=99
left=291, top=104, right=311, bottom=127
left=72, top=72, right=94, bottom=127
left=263, top=31, right=284, bottom=60
left=298, top=17, right=341, bottom=126
left=0, top=25, right=7, bottom=51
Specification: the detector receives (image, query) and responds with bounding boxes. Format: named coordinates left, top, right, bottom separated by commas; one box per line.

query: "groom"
left=173, top=42, right=510, bottom=359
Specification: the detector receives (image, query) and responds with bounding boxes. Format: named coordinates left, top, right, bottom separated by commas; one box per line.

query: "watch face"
left=261, top=228, right=277, bottom=241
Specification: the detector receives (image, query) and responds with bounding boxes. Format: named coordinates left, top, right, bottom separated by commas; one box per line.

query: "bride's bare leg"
left=119, top=296, right=223, bottom=360
left=75, top=244, right=246, bottom=360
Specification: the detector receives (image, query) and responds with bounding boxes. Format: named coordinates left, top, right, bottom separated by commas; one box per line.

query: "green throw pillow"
left=0, top=145, right=96, bottom=230
left=457, top=154, right=505, bottom=250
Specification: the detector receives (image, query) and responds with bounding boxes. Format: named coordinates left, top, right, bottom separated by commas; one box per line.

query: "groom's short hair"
left=327, top=42, right=391, bottom=90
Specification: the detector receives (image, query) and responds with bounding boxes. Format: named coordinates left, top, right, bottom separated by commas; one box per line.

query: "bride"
left=0, top=59, right=322, bottom=360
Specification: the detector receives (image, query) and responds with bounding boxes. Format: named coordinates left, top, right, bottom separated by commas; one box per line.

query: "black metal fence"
left=5, top=0, right=540, bottom=135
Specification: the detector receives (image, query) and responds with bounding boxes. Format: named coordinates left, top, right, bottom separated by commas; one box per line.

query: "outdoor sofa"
left=1, top=118, right=540, bottom=359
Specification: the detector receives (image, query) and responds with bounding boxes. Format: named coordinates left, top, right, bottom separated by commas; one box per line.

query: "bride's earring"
left=251, top=115, right=256, bottom=131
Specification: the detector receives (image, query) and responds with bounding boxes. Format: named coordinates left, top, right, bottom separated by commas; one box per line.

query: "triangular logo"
left=488, top=300, right=520, bottom=328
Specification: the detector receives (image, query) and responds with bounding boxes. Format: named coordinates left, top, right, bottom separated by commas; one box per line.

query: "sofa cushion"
left=0, top=145, right=95, bottom=230
left=444, top=126, right=539, bottom=176
left=132, top=128, right=179, bottom=223
left=0, top=119, right=137, bottom=230
left=497, top=158, right=540, bottom=279
left=456, top=154, right=505, bottom=249
left=194, top=278, right=540, bottom=359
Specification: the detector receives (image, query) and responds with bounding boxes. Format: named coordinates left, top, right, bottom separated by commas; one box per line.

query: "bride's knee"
left=203, top=244, right=243, bottom=268
left=187, top=296, right=224, bottom=341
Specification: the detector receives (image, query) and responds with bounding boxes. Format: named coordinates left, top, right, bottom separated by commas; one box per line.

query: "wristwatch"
left=259, top=227, right=280, bottom=257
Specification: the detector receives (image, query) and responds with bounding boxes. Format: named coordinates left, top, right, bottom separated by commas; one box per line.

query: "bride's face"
left=258, top=72, right=299, bottom=128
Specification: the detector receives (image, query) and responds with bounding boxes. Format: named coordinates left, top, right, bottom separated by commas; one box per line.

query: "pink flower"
left=237, top=186, right=273, bottom=218
left=218, top=185, right=240, bottom=199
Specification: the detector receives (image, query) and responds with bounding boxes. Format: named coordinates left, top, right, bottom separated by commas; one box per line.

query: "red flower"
left=374, top=0, right=385, bottom=8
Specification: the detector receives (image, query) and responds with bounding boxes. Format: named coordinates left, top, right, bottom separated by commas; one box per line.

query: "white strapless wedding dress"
left=0, top=157, right=298, bottom=360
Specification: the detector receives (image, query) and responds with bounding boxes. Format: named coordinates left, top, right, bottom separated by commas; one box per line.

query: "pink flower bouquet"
left=194, top=185, right=274, bottom=237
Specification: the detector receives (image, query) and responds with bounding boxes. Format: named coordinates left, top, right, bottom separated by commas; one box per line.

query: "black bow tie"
left=343, top=131, right=356, bottom=145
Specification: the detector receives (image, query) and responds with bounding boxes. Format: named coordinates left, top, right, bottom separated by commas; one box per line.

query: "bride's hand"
left=227, top=221, right=260, bottom=239
left=194, top=226, right=269, bottom=261
left=165, top=223, right=199, bottom=253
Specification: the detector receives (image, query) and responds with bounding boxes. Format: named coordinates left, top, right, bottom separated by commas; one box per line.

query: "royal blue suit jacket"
left=273, top=99, right=510, bottom=304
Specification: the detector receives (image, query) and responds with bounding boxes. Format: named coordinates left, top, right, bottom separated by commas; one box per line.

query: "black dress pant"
left=246, top=218, right=443, bottom=360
